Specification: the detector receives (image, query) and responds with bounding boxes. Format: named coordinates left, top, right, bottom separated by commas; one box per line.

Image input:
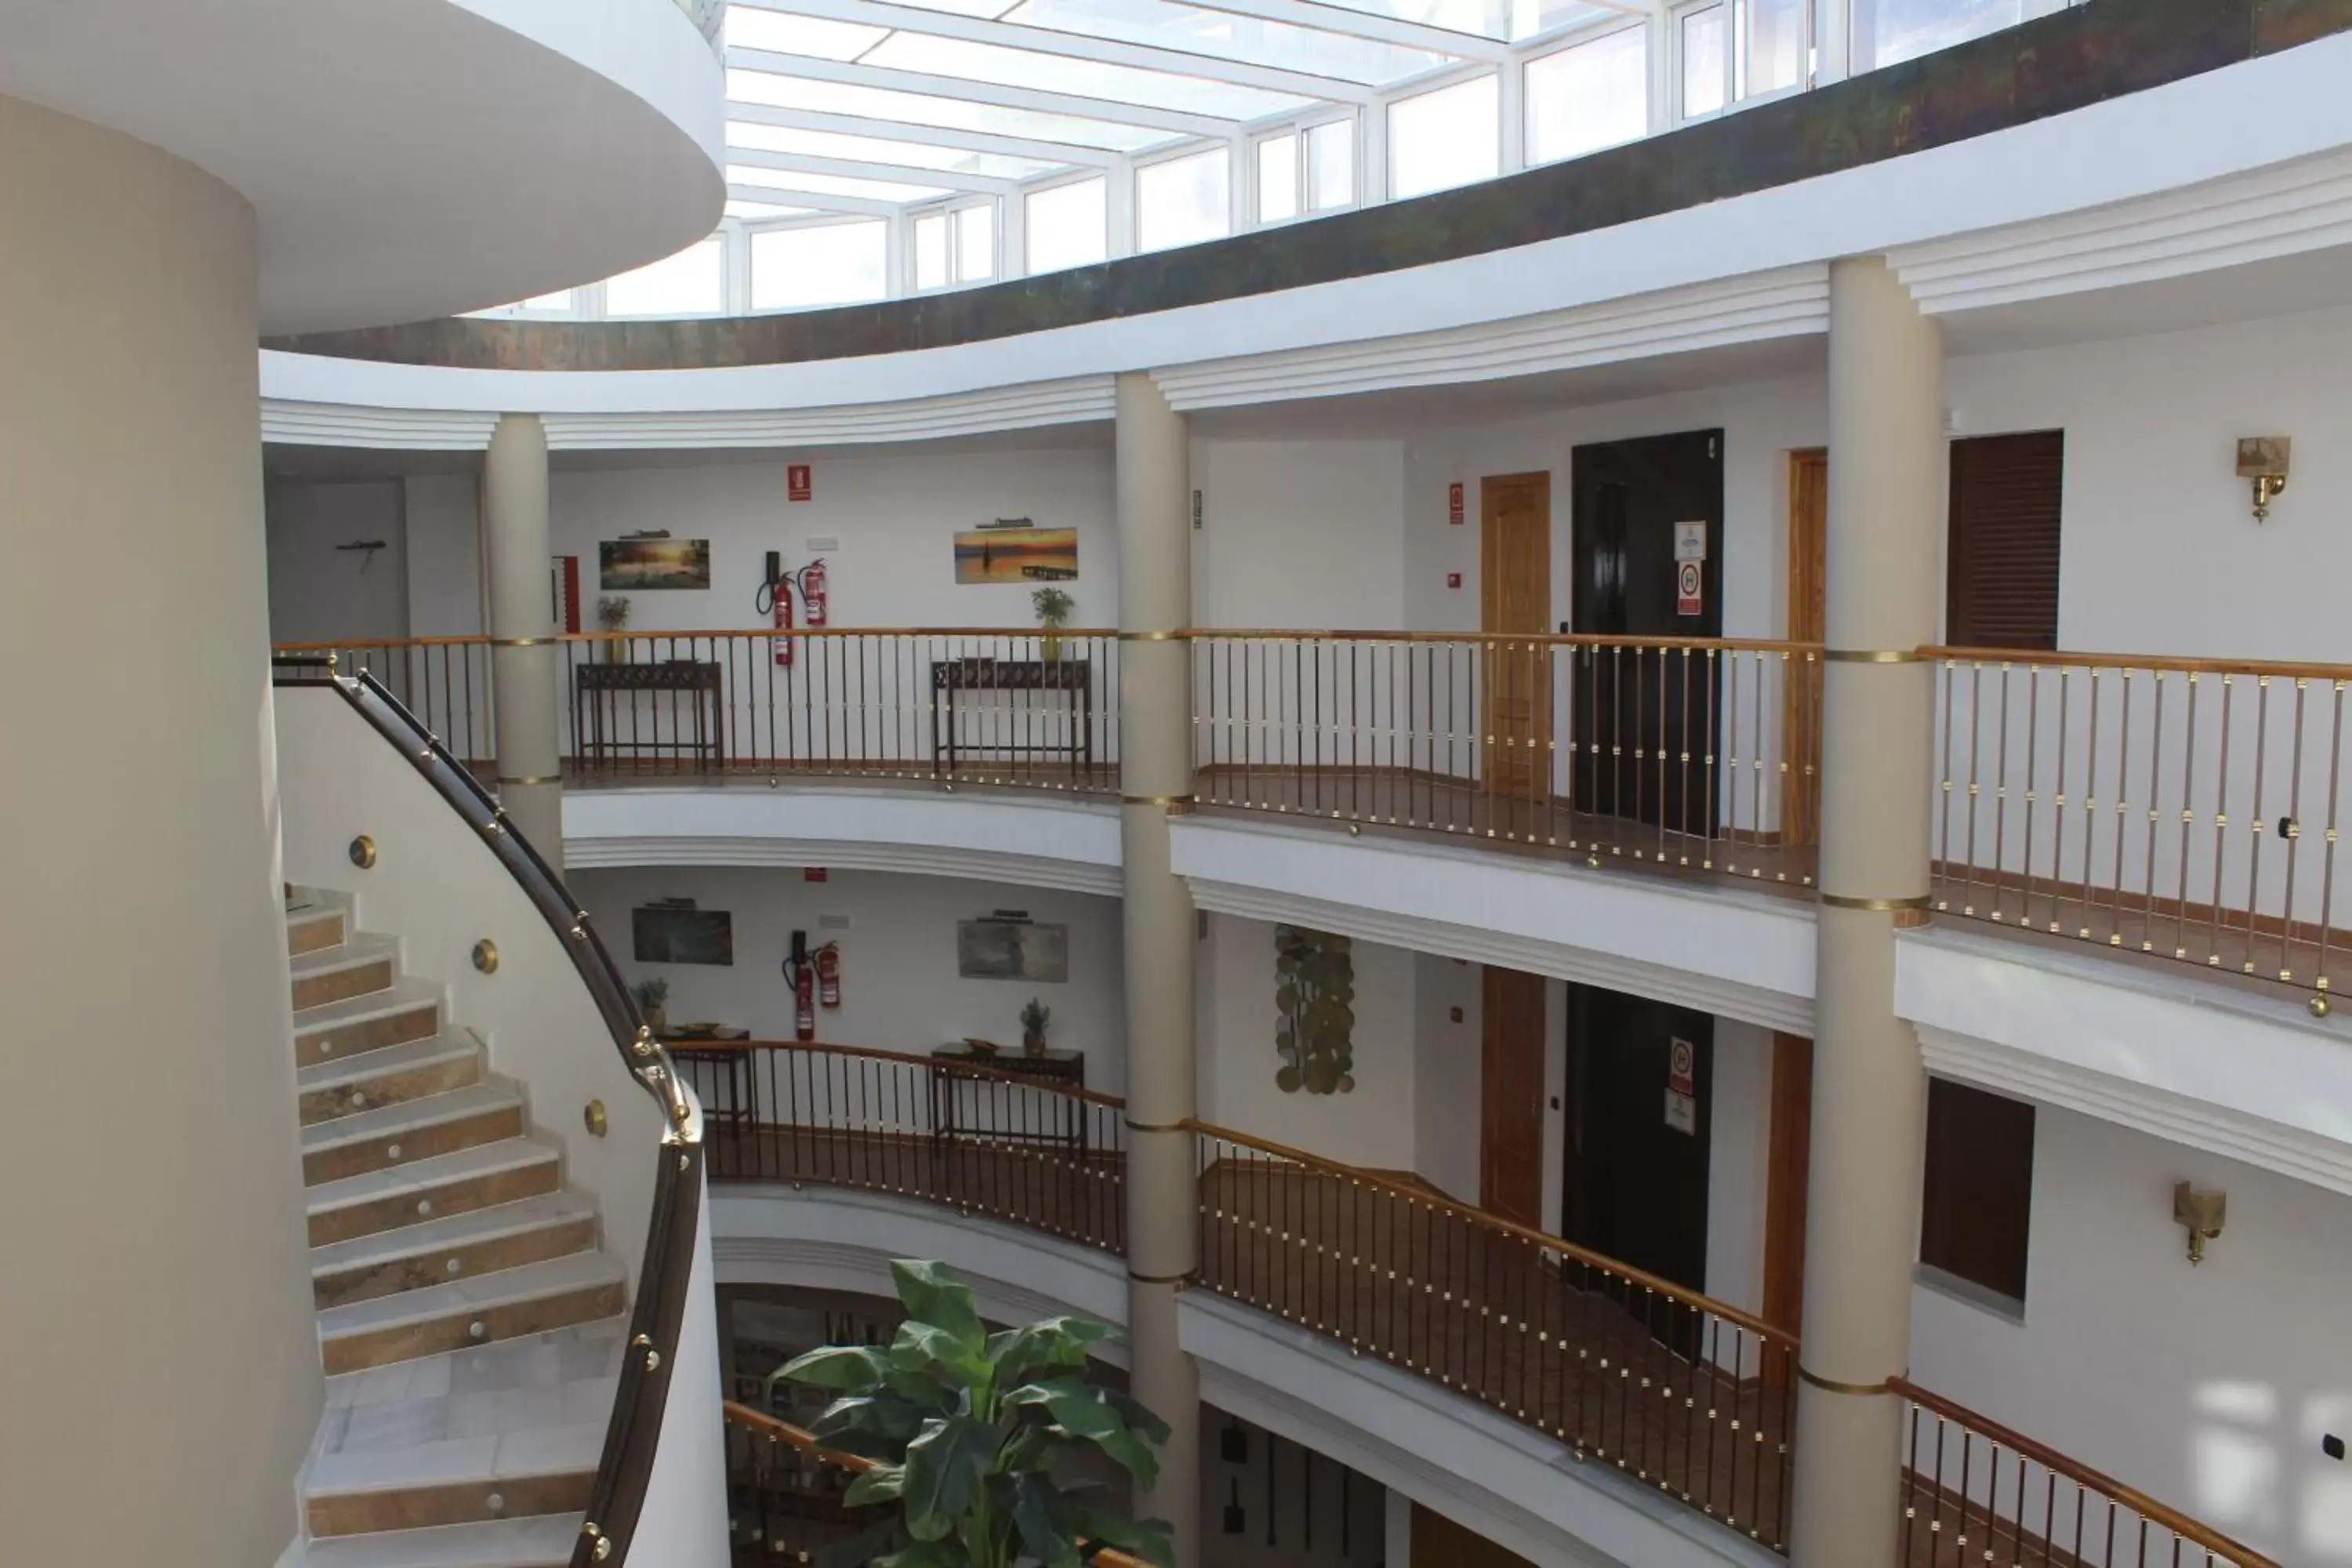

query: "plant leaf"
left=873, top=1541, right=967, bottom=1568
left=899, top=1415, right=1004, bottom=1542
left=843, top=1466, right=908, bottom=1508
left=1034, top=1387, right=1160, bottom=1490
left=890, top=1320, right=991, bottom=1388
left=813, top=1393, right=931, bottom=1447
left=1061, top=1496, right=1178, bottom=1568
left=1011, top=1475, right=1084, bottom=1568
left=990, top=1316, right=1116, bottom=1386
left=781, top=1345, right=891, bottom=1392
left=891, top=1259, right=985, bottom=1347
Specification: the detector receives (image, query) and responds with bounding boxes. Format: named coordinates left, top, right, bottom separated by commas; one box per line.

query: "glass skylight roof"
left=728, top=121, right=1067, bottom=179
left=859, top=33, right=1316, bottom=121
left=728, top=162, right=959, bottom=202
left=990, top=0, right=1456, bottom=88
left=728, top=68, right=1179, bottom=151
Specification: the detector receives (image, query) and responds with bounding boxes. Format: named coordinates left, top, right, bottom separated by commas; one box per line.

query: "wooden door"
left=1480, top=474, right=1552, bottom=809
left=1762, top=1033, right=1813, bottom=1339
left=1782, top=449, right=1827, bottom=848
left=1479, top=966, right=1547, bottom=1229
left=1413, top=1503, right=1535, bottom=1568
left=1947, top=430, right=2065, bottom=652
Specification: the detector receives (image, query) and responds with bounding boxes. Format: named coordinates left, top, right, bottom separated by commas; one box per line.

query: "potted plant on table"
left=772, top=1258, right=1174, bottom=1568
left=631, top=977, right=669, bottom=1037
left=597, top=594, right=631, bottom=663
left=1019, top=997, right=1051, bottom=1058
left=1031, top=586, right=1073, bottom=663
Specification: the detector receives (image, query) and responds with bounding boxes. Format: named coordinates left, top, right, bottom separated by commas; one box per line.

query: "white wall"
left=546, top=445, right=1118, bottom=633
left=570, top=863, right=1128, bottom=1094
left=403, top=471, right=483, bottom=637
left=1192, top=437, right=1407, bottom=631
left=1704, top=1020, right=1773, bottom=1316
left=264, top=477, right=409, bottom=643
left=1908, top=1106, right=2352, bottom=1564
left=1412, top=953, right=1483, bottom=1203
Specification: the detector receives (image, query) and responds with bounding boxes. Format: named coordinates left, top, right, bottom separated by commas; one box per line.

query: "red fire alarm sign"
left=1448, top=482, right=1465, bottom=525
left=1676, top=560, right=1704, bottom=617
left=788, top=464, right=813, bottom=503
left=804, top=867, right=828, bottom=883
left=1446, top=572, right=1462, bottom=590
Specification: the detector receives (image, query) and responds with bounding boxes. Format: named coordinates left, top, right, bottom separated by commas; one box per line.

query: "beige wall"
left=0, top=93, right=320, bottom=1562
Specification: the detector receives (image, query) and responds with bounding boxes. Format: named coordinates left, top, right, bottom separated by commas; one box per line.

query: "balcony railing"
left=1929, top=648, right=2350, bottom=1011
left=1189, top=631, right=1822, bottom=887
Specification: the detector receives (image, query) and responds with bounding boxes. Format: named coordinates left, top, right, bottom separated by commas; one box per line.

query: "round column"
left=0, top=92, right=321, bottom=1564
left=484, top=413, right=564, bottom=872
left=1115, top=371, right=1201, bottom=1566
left=1788, top=256, right=1944, bottom=1568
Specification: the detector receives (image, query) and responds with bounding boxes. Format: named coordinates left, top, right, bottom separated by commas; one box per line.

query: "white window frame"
left=1131, top=139, right=1235, bottom=254
left=742, top=211, right=895, bottom=314
left=1247, top=110, right=1359, bottom=228
left=1669, top=0, right=1819, bottom=126
left=906, top=196, right=1002, bottom=293
left=1519, top=16, right=1653, bottom=171
left=1383, top=65, right=1505, bottom=204
left=1018, top=169, right=1115, bottom=275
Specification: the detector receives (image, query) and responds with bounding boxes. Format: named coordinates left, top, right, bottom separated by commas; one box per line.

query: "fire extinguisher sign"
left=787, top=463, right=813, bottom=503
left=1675, top=521, right=1705, bottom=617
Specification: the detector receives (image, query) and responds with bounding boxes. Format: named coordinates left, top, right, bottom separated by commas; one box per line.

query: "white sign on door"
left=1674, top=522, right=1708, bottom=562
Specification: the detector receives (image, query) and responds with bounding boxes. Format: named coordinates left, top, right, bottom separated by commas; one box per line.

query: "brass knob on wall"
left=584, top=1100, right=608, bottom=1138
left=348, top=834, right=376, bottom=869
left=472, top=938, right=499, bottom=975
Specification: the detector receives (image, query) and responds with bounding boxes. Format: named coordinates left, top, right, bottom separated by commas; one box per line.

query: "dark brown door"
left=1481, top=474, right=1552, bottom=808
left=1782, top=449, right=1827, bottom=849
left=1570, top=431, right=1724, bottom=835
left=1479, top=966, right=1547, bottom=1229
left=1947, top=430, right=2064, bottom=652
left=1762, top=1033, right=1813, bottom=1339
left=1413, top=1503, right=1535, bottom=1567
left=1563, top=984, right=1713, bottom=1323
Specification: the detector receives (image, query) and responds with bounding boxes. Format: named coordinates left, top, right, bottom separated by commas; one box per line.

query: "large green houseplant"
left=774, top=1259, right=1176, bottom=1568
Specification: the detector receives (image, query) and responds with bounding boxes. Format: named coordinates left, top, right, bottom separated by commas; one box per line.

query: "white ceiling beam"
left=726, top=182, right=904, bottom=217
left=733, top=0, right=1377, bottom=103
left=728, top=146, right=1017, bottom=194
left=730, top=45, right=1235, bottom=137
left=727, top=101, right=1121, bottom=168
left=1167, top=0, right=1510, bottom=63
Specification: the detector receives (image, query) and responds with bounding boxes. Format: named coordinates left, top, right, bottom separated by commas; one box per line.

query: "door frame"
left=1761, top=1032, right=1813, bottom=1339
left=1479, top=472, right=1554, bottom=800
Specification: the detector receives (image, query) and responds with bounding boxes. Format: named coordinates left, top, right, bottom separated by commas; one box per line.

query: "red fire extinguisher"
left=801, top=557, right=829, bottom=630
left=782, top=931, right=816, bottom=1042
left=761, top=550, right=794, bottom=669
left=815, top=942, right=841, bottom=1010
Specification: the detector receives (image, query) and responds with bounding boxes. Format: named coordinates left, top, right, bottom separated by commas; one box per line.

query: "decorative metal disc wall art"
left=1275, top=924, right=1354, bottom=1094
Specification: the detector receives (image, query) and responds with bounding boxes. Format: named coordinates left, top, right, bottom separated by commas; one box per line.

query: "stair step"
left=311, top=1192, right=603, bottom=1312
left=318, top=1251, right=627, bottom=1375
left=294, top=932, right=404, bottom=1011
left=325, top=1319, right=629, bottom=1415
left=304, top=1083, right=526, bottom=1186
left=299, top=1034, right=482, bottom=1127
left=288, top=891, right=352, bottom=958
left=305, top=1416, right=605, bottom=1537
left=289, top=1515, right=584, bottom=1568
left=296, top=978, right=443, bottom=1069
left=308, top=1140, right=561, bottom=1249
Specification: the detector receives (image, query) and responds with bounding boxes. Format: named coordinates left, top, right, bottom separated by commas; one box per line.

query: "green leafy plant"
left=1019, top=998, right=1051, bottom=1038
left=1029, top=586, right=1074, bottom=630
left=774, top=1260, right=1175, bottom=1568
left=1274, top=925, right=1354, bottom=1095
left=630, top=977, right=669, bottom=1011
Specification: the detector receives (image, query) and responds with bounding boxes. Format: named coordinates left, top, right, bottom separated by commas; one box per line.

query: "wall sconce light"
left=2237, top=437, right=2291, bottom=522
left=2173, top=1181, right=2227, bottom=1265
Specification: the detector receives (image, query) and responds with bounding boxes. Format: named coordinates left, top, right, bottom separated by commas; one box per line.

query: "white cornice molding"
left=1148, top=266, right=1829, bottom=412
left=1186, top=875, right=1814, bottom=1036
left=564, top=831, right=1120, bottom=895
left=1891, top=145, right=2352, bottom=315
left=1917, top=1023, right=2352, bottom=1200
left=260, top=400, right=500, bottom=448
left=537, top=376, right=1116, bottom=449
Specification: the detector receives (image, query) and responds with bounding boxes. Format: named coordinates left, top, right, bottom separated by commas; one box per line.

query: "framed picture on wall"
left=953, top=527, right=1076, bottom=585
left=957, top=919, right=1069, bottom=982
left=632, top=904, right=734, bottom=965
left=599, top=537, right=711, bottom=590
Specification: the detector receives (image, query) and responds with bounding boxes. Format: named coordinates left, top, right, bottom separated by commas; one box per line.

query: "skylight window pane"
left=1025, top=177, right=1108, bottom=273
left=1258, top=134, right=1298, bottom=223
left=1748, top=0, right=1806, bottom=94
left=1138, top=145, right=1229, bottom=252
left=1525, top=27, right=1646, bottom=167
left=728, top=164, right=955, bottom=202
left=996, top=0, right=1453, bottom=88
left=730, top=70, right=1174, bottom=151
left=604, top=238, right=724, bottom=316
left=1682, top=5, right=1728, bottom=116
left=956, top=204, right=996, bottom=281
left=724, top=6, right=889, bottom=60
left=1388, top=74, right=1497, bottom=199
left=915, top=212, right=951, bottom=289
left=863, top=33, right=1309, bottom=120
left=728, top=122, right=1065, bottom=180
left=1302, top=0, right=1619, bottom=45
left=727, top=200, right=821, bottom=219
left=1305, top=119, right=1352, bottom=210
left=752, top=221, right=887, bottom=310
left=1853, top=0, right=2045, bottom=71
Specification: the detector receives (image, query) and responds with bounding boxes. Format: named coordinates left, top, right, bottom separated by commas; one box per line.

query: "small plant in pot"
left=1019, top=997, right=1051, bottom=1058
left=631, top=977, right=669, bottom=1037
left=596, top=594, right=631, bottom=662
left=1031, top=586, right=1073, bottom=662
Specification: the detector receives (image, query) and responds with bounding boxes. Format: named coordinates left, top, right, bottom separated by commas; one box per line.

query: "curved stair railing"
left=272, top=655, right=704, bottom=1568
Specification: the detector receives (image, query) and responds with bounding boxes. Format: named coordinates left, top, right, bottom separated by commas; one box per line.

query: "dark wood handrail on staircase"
left=272, top=655, right=704, bottom=1568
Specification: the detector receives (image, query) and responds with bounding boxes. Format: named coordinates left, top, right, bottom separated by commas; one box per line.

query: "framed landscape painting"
left=600, top=538, right=712, bottom=590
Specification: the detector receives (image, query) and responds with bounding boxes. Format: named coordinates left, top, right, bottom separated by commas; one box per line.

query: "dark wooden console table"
left=574, top=659, right=723, bottom=769
left=928, top=657, right=1092, bottom=779
left=927, top=1044, right=1087, bottom=1152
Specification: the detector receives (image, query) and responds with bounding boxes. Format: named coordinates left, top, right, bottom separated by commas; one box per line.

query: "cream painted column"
left=1116, top=372, right=1201, bottom=1568
left=0, top=93, right=321, bottom=1565
left=1788, top=256, right=1943, bottom=1568
left=484, top=413, right=564, bottom=873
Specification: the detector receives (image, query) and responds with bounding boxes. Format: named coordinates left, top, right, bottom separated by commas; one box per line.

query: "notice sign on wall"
left=788, top=464, right=813, bottom=503
left=1448, top=482, right=1465, bottom=525
left=1676, top=560, right=1704, bottom=617
left=1664, top=1036, right=1697, bottom=1134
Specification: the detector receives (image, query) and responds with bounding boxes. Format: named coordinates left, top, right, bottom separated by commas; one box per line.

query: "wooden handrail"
left=1888, top=1377, right=2281, bottom=1568
left=679, top=1037, right=1131, bottom=1110
left=271, top=629, right=1123, bottom=649
left=1185, top=1116, right=1795, bottom=1349
left=722, top=1402, right=1151, bottom=1568
left=1182, top=628, right=1823, bottom=653
left=1925, top=644, right=2352, bottom=683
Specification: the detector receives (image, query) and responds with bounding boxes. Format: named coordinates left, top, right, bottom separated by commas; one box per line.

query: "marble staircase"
left=281, top=888, right=622, bottom=1568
